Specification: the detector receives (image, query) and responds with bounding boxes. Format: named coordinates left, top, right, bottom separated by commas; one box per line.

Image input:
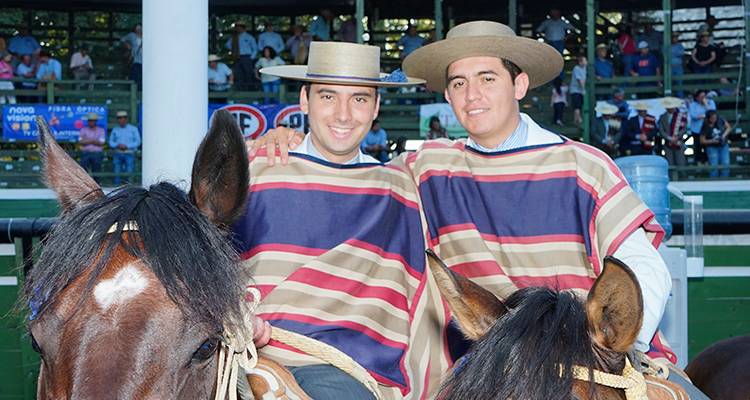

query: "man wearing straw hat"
left=592, top=102, right=622, bottom=158
left=401, top=21, right=708, bottom=398
left=233, top=41, right=450, bottom=399
left=77, top=111, right=106, bottom=180
left=658, top=97, right=689, bottom=177
left=622, top=102, right=658, bottom=156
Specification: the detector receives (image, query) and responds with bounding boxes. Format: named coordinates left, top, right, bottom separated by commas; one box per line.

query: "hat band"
left=305, top=72, right=382, bottom=82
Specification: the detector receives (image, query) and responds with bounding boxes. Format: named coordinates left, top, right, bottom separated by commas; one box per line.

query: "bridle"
left=108, top=222, right=259, bottom=400
left=568, top=358, right=648, bottom=400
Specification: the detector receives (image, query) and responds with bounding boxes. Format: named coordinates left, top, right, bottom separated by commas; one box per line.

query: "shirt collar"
left=465, top=118, right=528, bottom=152
left=294, top=133, right=378, bottom=164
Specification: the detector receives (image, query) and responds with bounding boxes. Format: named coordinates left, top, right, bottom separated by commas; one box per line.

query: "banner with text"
left=2, top=104, right=107, bottom=142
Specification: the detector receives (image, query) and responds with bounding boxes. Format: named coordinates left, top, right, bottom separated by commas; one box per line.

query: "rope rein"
left=568, top=358, right=648, bottom=400
left=269, top=326, right=385, bottom=400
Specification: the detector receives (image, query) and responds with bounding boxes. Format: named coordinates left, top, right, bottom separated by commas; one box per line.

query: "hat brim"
left=260, top=65, right=425, bottom=87
left=403, top=36, right=563, bottom=92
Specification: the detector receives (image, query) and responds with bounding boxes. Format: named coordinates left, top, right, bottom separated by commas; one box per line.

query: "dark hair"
left=263, top=46, right=276, bottom=59
left=24, top=183, right=245, bottom=331
left=429, top=116, right=440, bottom=126
left=694, top=89, right=707, bottom=97
left=439, top=287, right=597, bottom=400
left=39, top=50, right=51, bottom=58
left=372, top=118, right=380, bottom=125
left=301, top=82, right=379, bottom=101
left=445, top=57, right=523, bottom=88
left=553, top=76, right=563, bottom=96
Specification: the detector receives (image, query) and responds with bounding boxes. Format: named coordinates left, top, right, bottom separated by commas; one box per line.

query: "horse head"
left=427, top=250, right=643, bottom=400
left=25, top=110, right=250, bottom=399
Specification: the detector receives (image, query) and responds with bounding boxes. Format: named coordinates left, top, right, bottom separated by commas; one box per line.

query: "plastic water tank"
left=614, top=155, right=672, bottom=239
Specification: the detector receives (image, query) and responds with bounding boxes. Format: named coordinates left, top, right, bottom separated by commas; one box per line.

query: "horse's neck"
left=592, top=344, right=627, bottom=375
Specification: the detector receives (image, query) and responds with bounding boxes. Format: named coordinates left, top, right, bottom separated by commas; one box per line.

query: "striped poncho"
left=401, top=121, right=675, bottom=363
left=233, top=152, right=450, bottom=399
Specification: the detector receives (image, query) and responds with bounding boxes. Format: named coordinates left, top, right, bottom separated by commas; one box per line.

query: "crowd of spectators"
left=592, top=88, right=732, bottom=178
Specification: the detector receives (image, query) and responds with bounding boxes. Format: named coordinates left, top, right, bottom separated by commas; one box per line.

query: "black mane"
left=440, top=287, right=597, bottom=400
left=24, top=182, right=245, bottom=331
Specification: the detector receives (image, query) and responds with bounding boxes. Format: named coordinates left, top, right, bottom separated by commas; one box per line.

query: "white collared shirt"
left=292, top=133, right=379, bottom=165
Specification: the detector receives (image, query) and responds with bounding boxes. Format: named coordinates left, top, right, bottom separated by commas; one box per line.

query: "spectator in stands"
left=360, top=119, right=388, bottom=162
left=621, top=102, right=657, bottom=156
left=592, top=102, right=621, bottom=159
left=120, top=24, right=142, bottom=88
left=632, top=41, right=661, bottom=87
left=427, top=115, right=448, bottom=139
left=258, top=21, right=285, bottom=55
left=691, top=32, right=715, bottom=74
left=670, top=33, right=685, bottom=96
left=570, top=55, right=586, bottom=126
left=78, top=112, right=106, bottom=179
left=636, top=23, right=662, bottom=58
left=109, top=110, right=141, bottom=185
left=36, top=50, right=62, bottom=82
left=15, top=54, right=36, bottom=102
left=338, top=17, right=357, bottom=43
left=609, top=87, right=631, bottom=119
left=700, top=110, right=732, bottom=178
left=398, top=25, right=425, bottom=59
left=550, top=77, right=568, bottom=126
left=286, top=25, right=311, bottom=65
left=0, top=52, right=16, bottom=105
left=208, top=54, right=233, bottom=92
left=226, top=20, right=258, bottom=91
left=256, top=47, right=284, bottom=104
left=688, top=89, right=715, bottom=164
left=697, top=15, right=718, bottom=40
left=70, top=44, right=95, bottom=87
left=658, top=97, right=688, bottom=177
left=617, top=24, right=638, bottom=75
left=594, top=43, right=614, bottom=80
left=8, top=26, right=40, bottom=58
left=535, top=8, right=572, bottom=56
left=309, top=9, right=334, bottom=41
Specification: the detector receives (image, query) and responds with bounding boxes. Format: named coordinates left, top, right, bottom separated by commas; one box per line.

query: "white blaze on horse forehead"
left=93, top=263, right=149, bottom=310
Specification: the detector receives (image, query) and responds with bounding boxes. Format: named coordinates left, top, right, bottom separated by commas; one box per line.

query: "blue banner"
left=2, top=104, right=108, bottom=142
left=209, top=103, right=309, bottom=139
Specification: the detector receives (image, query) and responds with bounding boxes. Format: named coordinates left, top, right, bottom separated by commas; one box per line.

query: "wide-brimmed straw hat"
left=116, top=110, right=128, bottom=118
left=260, top=41, right=424, bottom=87
left=632, top=102, right=650, bottom=111
left=402, top=20, right=563, bottom=91
left=85, top=112, right=100, bottom=121
left=595, top=103, right=618, bottom=115
left=661, top=97, right=684, bottom=109
left=208, top=54, right=222, bottom=62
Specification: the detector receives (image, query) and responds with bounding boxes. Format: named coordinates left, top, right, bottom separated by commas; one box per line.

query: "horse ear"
left=426, top=250, right=507, bottom=340
left=189, top=110, right=249, bottom=227
left=585, top=256, right=643, bottom=352
left=37, top=116, right=103, bottom=211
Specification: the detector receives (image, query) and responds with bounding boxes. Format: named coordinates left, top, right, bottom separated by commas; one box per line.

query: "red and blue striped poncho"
left=400, top=126, right=676, bottom=364
left=233, top=151, right=451, bottom=399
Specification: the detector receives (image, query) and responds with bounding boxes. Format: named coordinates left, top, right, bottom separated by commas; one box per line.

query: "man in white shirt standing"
left=257, top=22, right=285, bottom=55
left=70, top=44, right=95, bottom=89
left=108, top=110, right=141, bottom=185
left=535, top=8, right=574, bottom=55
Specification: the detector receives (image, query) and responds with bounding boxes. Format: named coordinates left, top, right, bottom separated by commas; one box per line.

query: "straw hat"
left=632, top=102, right=649, bottom=111
left=208, top=54, right=222, bottom=62
left=260, top=41, right=424, bottom=87
left=116, top=110, right=128, bottom=118
left=595, top=43, right=608, bottom=50
left=661, top=97, right=684, bottom=109
left=402, top=20, right=563, bottom=91
left=595, top=102, right=618, bottom=115
left=86, top=112, right=100, bottom=121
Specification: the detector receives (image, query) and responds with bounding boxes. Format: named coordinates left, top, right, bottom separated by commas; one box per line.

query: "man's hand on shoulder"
left=247, top=127, right=304, bottom=166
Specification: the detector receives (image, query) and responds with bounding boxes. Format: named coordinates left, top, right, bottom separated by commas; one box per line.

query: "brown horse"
left=426, top=250, right=689, bottom=400
left=24, top=111, right=251, bottom=399
left=685, top=334, right=750, bottom=400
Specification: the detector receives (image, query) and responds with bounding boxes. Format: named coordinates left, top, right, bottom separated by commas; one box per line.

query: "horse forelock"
left=440, top=287, right=603, bottom=400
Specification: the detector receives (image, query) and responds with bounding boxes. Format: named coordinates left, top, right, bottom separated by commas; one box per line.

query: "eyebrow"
left=447, top=70, right=500, bottom=83
left=314, top=88, right=374, bottom=98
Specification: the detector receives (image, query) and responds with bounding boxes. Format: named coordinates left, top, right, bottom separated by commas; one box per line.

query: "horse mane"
left=23, top=182, right=245, bottom=332
left=439, top=287, right=597, bottom=400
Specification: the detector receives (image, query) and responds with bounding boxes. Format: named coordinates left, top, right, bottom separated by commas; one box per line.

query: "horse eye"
left=30, top=333, right=42, bottom=354
left=192, top=337, right=220, bottom=361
